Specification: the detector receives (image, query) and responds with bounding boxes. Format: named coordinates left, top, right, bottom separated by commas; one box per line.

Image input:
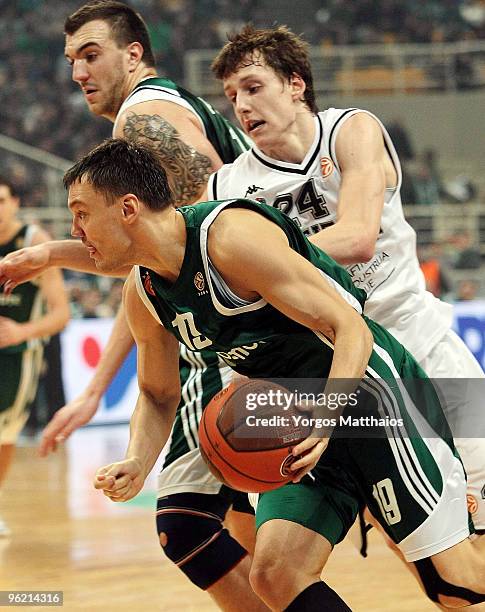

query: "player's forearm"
left=47, top=240, right=129, bottom=277
left=309, top=224, right=376, bottom=265
left=329, top=319, right=373, bottom=381
left=45, top=240, right=96, bottom=272
left=126, top=391, right=179, bottom=478
left=84, top=306, right=135, bottom=401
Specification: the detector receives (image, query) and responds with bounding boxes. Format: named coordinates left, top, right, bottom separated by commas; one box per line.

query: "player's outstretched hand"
left=38, top=390, right=101, bottom=457
left=0, top=244, right=51, bottom=294
left=94, top=458, right=145, bottom=502
left=289, top=437, right=329, bottom=483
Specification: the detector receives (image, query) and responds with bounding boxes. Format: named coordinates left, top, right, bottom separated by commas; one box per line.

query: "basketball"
left=198, top=379, right=311, bottom=493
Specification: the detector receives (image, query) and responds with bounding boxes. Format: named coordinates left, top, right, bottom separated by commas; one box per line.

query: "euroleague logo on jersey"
left=194, top=271, right=205, bottom=291
left=467, top=494, right=479, bottom=515
left=194, top=271, right=209, bottom=296
left=143, top=271, right=156, bottom=296
left=320, top=157, right=334, bottom=178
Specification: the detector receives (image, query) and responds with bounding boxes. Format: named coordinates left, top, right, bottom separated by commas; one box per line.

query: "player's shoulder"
left=320, top=107, right=380, bottom=129
left=209, top=203, right=271, bottom=260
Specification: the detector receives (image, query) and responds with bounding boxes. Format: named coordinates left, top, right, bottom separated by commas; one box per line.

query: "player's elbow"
left=140, top=384, right=181, bottom=415
left=348, top=234, right=376, bottom=264
left=337, top=312, right=374, bottom=362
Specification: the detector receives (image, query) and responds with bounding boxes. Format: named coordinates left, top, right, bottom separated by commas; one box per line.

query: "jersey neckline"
left=250, top=115, right=323, bottom=176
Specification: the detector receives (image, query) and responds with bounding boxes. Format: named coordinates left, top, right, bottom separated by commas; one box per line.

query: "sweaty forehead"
left=64, top=20, right=114, bottom=57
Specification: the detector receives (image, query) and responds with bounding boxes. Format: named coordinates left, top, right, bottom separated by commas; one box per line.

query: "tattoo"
left=123, top=112, right=213, bottom=204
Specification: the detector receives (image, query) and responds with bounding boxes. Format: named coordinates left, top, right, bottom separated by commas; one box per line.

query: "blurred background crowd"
left=0, top=0, right=484, bottom=313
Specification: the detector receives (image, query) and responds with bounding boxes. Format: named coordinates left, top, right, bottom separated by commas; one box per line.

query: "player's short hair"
left=0, top=176, right=18, bottom=198
left=63, top=138, right=174, bottom=211
left=212, top=24, right=317, bottom=114
left=64, top=1, right=156, bottom=67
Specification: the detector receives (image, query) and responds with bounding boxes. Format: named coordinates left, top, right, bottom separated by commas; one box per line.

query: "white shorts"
left=420, top=328, right=485, bottom=529
left=157, top=447, right=223, bottom=498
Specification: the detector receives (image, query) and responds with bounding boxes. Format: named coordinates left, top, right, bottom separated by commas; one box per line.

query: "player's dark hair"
left=0, top=176, right=18, bottom=198
left=65, top=1, right=156, bottom=67
left=63, top=138, right=174, bottom=211
left=212, top=24, right=318, bottom=114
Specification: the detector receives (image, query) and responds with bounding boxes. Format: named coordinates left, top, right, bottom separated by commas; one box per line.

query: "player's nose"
left=235, top=92, right=250, bottom=114
left=70, top=218, right=83, bottom=238
left=71, top=59, right=89, bottom=83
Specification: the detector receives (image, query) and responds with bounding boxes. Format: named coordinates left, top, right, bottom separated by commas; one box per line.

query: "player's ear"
left=121, top=194, right=139, bottom=223
left=127, top=42, right=143, bottom=71
left=290, top=72, right=306, bottom=102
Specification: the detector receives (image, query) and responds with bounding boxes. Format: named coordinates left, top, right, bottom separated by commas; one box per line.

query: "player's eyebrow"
left=67, top=198, right=84, bottom=211
left=65, top=41, right=100, bottom=59
left=224, top=75, right=257, bottom=94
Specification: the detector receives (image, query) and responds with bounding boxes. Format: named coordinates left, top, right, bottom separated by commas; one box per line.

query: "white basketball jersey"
left=207, top=108, right=452, bottom=361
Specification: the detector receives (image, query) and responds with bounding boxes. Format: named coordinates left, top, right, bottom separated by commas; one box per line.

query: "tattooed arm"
left=114, top=100, right=223, bottom=205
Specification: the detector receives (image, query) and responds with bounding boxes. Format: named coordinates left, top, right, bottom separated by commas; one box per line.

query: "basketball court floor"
left=1, top=426, right=436, bottom=611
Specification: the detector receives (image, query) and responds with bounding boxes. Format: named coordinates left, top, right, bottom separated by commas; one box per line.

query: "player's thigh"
left=256, top=468, right=361, bottom=569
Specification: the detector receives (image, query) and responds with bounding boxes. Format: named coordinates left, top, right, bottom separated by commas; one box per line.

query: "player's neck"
left=259, top=111, right=316, bottom=164
left=0, top=219, right=22, bottom=246
left=131, top=208, right=187, bottom=283
left=107, top=66, right=158, bottom=123
left=125, top=65, right=158, bottom=100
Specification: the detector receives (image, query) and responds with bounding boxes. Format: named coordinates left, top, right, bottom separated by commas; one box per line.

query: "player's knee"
left=156, top=496, right=247, bottom=590
left=249, top=555, right=290, bottom=604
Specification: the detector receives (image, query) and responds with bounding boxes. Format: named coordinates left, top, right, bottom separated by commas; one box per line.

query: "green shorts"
left=255, top=345, right=471, bottom=562
left=0, top=345, right=43, bottom=443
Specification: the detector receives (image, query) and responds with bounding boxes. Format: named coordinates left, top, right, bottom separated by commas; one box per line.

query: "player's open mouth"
left=83, top=88, right=98, bottom=101
left=248, top=120, right=265, bottom=133
left=84, top=243, right=97, bottom=257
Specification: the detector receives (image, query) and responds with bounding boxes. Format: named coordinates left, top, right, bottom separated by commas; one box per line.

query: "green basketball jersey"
left=121, top=77, right=251, bottom=163
left=0, top=225, right=42, bottom=355
left=137, top=201, right=461, bottom=540
left=134, top=199, right=409, bottom=380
